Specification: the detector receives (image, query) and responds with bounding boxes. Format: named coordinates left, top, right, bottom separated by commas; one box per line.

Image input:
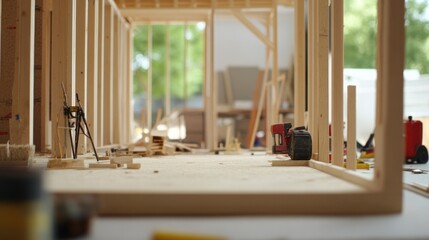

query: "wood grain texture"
left=10, top=0, right=35, bottom=145
left=75, top=0, right=88, bottom=154
left=293, top=0, right=305, bottom=127
left=331, top=0, right=344, bottom=167
left=87, top=0, right=99, bottom=148
left=51, top=0, right=76, bottom=158
left=97, top=0, right=105, bottom=147
left=317, top=0, right=329, bottom=163
left=103, top=3, right=113, bottom=145
left=373, top=0, right=405, bottom=206
left=347, top=86, right=356, bottom=170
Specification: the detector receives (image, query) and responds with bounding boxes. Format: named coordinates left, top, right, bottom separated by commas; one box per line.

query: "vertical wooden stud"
left=87, top=0, right=99, bottom=149
left=147, top=23, right=153, bottom=129
left=112, top=14, right=120, bottom=144
left=40, top=0, right=53, bottom=152
left=97, top=0, right=104, bottom=147
left=204, top=16, right=213, bottom=149
left=103, top=3, right=113, bottom=145
left=374, top=0, right=405, bottom=206
left=51, top=0, right=76, bottom=158
left=210, top=10, right=217, bottom=149
left=120, top=22, right=126, bottom=144
left=75, top=0, right=88, bottom=154
left=331, top=0, right=344, bottom=166
left=165, top=24, right=171, bottom=116
left=10, top=0, right=35, bottom=145
left=294, top=0, right=305, bottom=127
left=183, top=23, right=189, bottom=108
left=308, top=0, right=319, bottom=159
left=127, top=26, right=134, bottom=143
left=317, top=0, right=329, bottom=163
left=347, top=85, right=356, bottom=170
left=0, top=0, right=17, bottom=145
left=271, top=1, right=279, bottom=125
left=265, top=12, right=273, bottom=152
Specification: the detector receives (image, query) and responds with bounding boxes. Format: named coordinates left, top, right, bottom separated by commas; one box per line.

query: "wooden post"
left=87, top=0, right=99, bottom=149
left=265, top=11, right=273, bottom=152
left=97, top=0, right=105, bottom=147
left=317, top=0, right=329, bottom=163
left=165, top=24, right=171, bottom=116
left=204, top=15, right=213, bottom=149
left=0, top=0, right=17, bottom=145
left=210, top=10, right=217, bottom=149
left=75, top=0, right=88, bottom=154
left=51, top=0, right=76, bottom=158
left=103, top=3, right=113, bottom=145
left=347, top=85, right=356, bottom=170
left=147, top=23, right=153, bottom=129
left=112, top=14, right=120, bottom=144
left=40, top=0, right=53, bottom=152
left=271, top=1, right=279, bottom=125
left=184, top=23, right=188, bottom=108
left=127, top=27, right=133, bottom=143
left=307, top=0, right=318, bottom=158
left=9, top=0, right=35, bottom=145
left=120, top=22, right=126, bottom=145
left=374, top=0, right=405, bottom=203
left=331, top=0, right=344, bottom=166
left=294, top=0, right=305, bottom=127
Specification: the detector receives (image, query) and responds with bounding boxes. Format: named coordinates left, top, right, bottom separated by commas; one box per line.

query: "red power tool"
left=405, top=116, right=428, bottom=164
left=271, top=123, right=312, bottom=160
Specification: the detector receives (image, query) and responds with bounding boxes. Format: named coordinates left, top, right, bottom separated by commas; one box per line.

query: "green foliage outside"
left=344, top=0, right=429, bottom=73
left=133, top=24, right=204, bottom=100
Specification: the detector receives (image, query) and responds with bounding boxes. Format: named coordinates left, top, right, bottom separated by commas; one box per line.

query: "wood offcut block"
left=111, top=156, right=133, bottom=164
left=127, top=163, right=141, bottom=169
left=89, top=163, right=118, bottom=169
left=47, top=159, right=85, bottom=169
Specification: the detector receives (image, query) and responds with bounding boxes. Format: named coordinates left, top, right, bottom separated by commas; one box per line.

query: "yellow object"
left=343, top=161, right=371, bottom=170
left=152, top=230, right=226, bottom=240
left=360, top=150, right=374, bottom=159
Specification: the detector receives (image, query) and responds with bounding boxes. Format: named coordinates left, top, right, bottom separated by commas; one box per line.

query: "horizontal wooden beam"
left=114, top=0, right=275, bottom=9
left=122, top=8, right=210, bottom=21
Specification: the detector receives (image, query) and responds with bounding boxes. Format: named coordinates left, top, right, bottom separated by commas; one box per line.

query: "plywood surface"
left=40, top=154, right=365, bottom=194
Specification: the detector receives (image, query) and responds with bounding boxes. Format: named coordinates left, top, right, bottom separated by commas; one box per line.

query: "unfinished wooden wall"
left=0, top=0, right=18, bottom=144
left=0, top=0, right=132, bottom=155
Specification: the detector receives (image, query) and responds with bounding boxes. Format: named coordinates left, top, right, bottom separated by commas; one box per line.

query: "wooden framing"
left=165, top=24, right=171, bottom=116
left=331, top=0, right=344, bottom=167
left=146, top=23, right=153, bottom=129
left=87, top=0, right=99, bottom=148
left=347, top=85, right=356, bottom=170
left=97, top=0, right=105, bottom=147
left=308, top=0, right=319, bottom=159
left=75, top=0, right=88, bottom=154
left=293, top=0, right=305, bottom=127
left=9, top=0, right=35, bottom=145
left=103, top=3, right=113, bottom=145
left=40, top=0, right=52, bottom=153
left=183, top=23, right=189, bottom=108
left=204, top=10, right=215, bottom=150
left=112, top=13, right=120, bottom=143
left=1, top=0, right=407, bottom=215
left=127, top=26, right=133, bottom=143
left=51, top=0, right=76, bottom=158
left=317, top=0, right=329, bottom=163
left=0, top=0, right=17, bottom=145
left=47, top=0, right=402, bottom=215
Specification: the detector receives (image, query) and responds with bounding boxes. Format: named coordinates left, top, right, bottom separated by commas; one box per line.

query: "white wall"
left=214, top=7, right=295, bottom=71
